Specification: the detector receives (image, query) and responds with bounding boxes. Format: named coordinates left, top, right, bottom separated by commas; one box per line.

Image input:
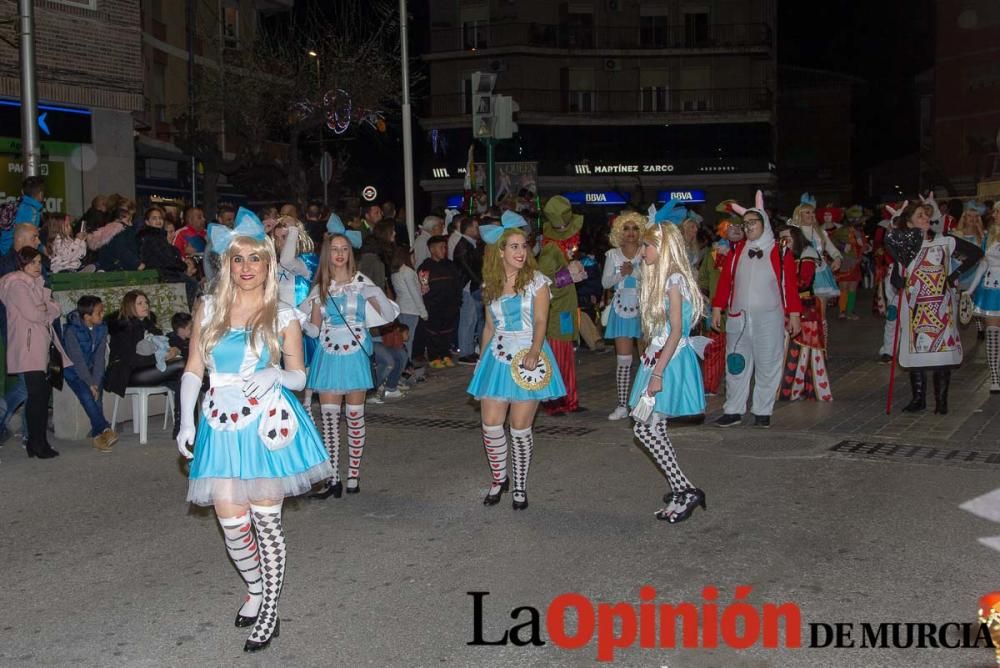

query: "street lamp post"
left=399, top=0, right=415, bottom=246
left=18, top=0, right=40, bottom=178
left=308, top=50, right=329, bottom=208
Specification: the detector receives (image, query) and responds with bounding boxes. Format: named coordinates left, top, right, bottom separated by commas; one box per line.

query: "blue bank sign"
left=657, top=190, right=707, bottom=203
left=563, top=191, right=628, bottom=206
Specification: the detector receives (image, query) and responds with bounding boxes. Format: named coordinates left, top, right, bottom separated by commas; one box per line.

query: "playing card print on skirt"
left=306, top=321, right=375, bottom=392
left=779, top=318, right=832, bottom=402
left=187, top=326, right=332, bottom=507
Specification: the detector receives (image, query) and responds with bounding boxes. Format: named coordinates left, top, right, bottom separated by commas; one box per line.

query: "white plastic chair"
left=110, top=386, right=175, bottom=445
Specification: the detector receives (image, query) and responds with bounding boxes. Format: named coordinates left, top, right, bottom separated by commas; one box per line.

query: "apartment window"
left=461, top=5, right=489, bottom=50
left=684, top=10, right=710, bottom=47
left=567, top=68, right=595, bottom=112
left=150, top=0, right=163, bottom=21
left=560, top=4, right=594, bottom=48
left=223, top=2, right=240, bottom=48
left=462, top=77, right=473, bottom=114
left=151, top=62, right=167, bottom=108
left=50, top=0, right=97, bottom=9
left=640, top=16, right=670, bottom=48
left=640, top=70, right=669, bottom=112
left=679, top=65, right=710, bottom=111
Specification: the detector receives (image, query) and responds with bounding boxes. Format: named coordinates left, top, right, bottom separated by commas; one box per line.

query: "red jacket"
left=711, top=241, right=802, bottom=315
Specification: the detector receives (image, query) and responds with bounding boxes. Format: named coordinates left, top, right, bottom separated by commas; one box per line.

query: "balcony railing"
left=426, top=87, right=772, bottom=118
left=429, top=22, right=772, bottom=53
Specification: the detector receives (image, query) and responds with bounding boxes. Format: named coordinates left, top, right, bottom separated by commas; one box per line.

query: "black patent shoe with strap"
left=483, top=478, right=509, bottom=505
left=655, top=488, right=706, bottom=523
left=244, top=618, right=280, bottom=652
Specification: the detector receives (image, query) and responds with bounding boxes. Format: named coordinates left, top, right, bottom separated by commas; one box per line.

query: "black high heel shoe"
left=346, top=479, right=360, bottom=494
left=243, top=618, right=280, bottom=652
left=655, top=489, right=706, bottom=523
left=512, top=490, right=528, bottom=510
left=28, top=447, right=57, bottom=459
left=483, top=478, right=509, bottom=505
left=235, top=609, right=258, bottom=628
left=311, top=480, right=343, bottom=499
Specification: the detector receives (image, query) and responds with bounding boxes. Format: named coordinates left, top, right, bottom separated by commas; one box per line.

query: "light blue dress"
left=187, top=303, right=332, bottom=506
left=306, top=277, right=376, bottom=393
left=628, top=274, right=706, bottom=418
left=603, top=247, right=642, bottom=339
left=467, top=272, right=567, bottom=402
left=973, top=242, right=1000, bottom=317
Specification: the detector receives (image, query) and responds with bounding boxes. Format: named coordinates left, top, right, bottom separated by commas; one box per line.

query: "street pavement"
left=2, top=298, right=999, bottom=667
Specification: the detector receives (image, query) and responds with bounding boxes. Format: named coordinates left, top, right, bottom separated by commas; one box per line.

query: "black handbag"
left=47, top=337, right=64, bottom=390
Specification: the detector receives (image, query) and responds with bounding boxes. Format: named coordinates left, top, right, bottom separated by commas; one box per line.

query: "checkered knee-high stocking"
left=509, top=427, right=533, bottom=503
left=218, top=512, right=262, bottom=621
left=988, top=327, right=1000, bottom=390
left=482, top=423, right=508, bottom=494
left=345, top=403, right=366, bottom=489
left=303, top=389, right=315, bottom=423
left=320, top=404, right=341, bottom=484
left=616, top=355, right=633, bottom=408
left=246, top=503, right=285, bottom=646
left=633, top=420, right=693, bottom=493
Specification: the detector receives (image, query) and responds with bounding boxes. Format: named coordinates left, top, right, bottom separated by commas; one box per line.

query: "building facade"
left=135, top=0, right=292, bottom=209
left=930, top=0, right=1000, bottom=197
left=0, top=0, right=144, bottom=216
left=419, top=0, right=776, bottom=215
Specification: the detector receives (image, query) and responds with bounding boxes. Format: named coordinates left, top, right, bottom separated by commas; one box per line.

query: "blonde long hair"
left=482, top=228, right=537, bottom=303
left=639, top=223, right=704, bottom=337
left=957, top=210, right=984, bottom=244
left=987, top=218, right=1000, bottom=249
left=792, top=203, right=835, bottom=251
left=313, top=234, right=359, bottom=298
left=200, top=235, right=281, bottom=365
left=609, top=211, right=645, bottom=249
left=275, top=215, right=315, bottom=254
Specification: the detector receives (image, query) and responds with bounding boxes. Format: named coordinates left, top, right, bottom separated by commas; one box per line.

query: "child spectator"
left=418, top=235, right=463, bottom=369
left=168, top=312, right=193, bottom=359
left=88, top=205, right=140, bottom=271
left=62, top=295, right=119, bottom=452
left=44, top=212, right=87, bottom=273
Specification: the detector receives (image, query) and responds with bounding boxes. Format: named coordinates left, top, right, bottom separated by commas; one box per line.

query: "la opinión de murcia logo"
left=468, top=588, right=995, bottom=662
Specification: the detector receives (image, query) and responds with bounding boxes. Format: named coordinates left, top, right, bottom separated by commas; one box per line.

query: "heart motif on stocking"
left=790, top=348, right=800, bottom=358
left=782, top=389, right=791, bottom=397
left=819, top=382, right=828, bottom=389
left=787, top=363, right=797, bottom=371
left=805, top=383, right=813, bottom=392
left=784, top=375, right=794, bottom=384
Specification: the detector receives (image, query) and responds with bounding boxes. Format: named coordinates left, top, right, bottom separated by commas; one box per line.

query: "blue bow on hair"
left=965, top=200, right=987, bottom=216
left=647, top=199, right=688, bottom=227
left=481, top=210, right=529, bottom=244
left=208, top=207, right=266, bottom=253
left=326, top=212, right=363, bottom=249
left=800, top=192, right=817, bottom=208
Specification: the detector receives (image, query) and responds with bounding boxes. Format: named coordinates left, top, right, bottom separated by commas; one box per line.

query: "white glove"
left=176, top=371, right=201, bottom=460
left=242, top=366, right=306, bottom=399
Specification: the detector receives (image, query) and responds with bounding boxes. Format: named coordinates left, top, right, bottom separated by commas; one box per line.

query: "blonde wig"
left=639, top=223, right=705, bottom=338
left=791, top=203, right=816, bottom=226
left=313, top=233, right=359, bottom=298
left=956, top=210, right=984, bottom=244
left=275, top=215, right=315, bottom=254
left=608, top=211, right=646, bottom=249
left=481, top=228, right=538, bottom=304
left=987, top=218, right=1000, bottom=248
left=199, top=235, right=281, bottom=365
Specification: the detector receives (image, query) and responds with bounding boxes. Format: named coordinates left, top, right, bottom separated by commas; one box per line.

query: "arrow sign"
left=38, top=112, right=50, bottom=135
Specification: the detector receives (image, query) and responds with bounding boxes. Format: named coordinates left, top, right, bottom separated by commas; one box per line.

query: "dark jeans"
left=65, top=368, right=110, bottom=437
left=425, top=310, right=459, bottom=360
left=373, top=343, right=407, bottom=391
left=129, top=359, right=185, bottom=425
left=23, top=370, right=50, bottom=455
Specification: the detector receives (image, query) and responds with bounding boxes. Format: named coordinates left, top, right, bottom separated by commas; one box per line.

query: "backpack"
left=0, top=196, right=22, bottom=233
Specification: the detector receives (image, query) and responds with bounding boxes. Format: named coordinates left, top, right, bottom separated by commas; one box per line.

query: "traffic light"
left=493, top=95, right=519, bottom=139
left=471, top=71, right=497, bottom=138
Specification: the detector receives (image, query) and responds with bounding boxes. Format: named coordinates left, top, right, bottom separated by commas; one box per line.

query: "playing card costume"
left=885, top=222, right=982, bottom=413
left=778, top=242, right=832, bottom=401
left=713, top=192, right=802, bottom=423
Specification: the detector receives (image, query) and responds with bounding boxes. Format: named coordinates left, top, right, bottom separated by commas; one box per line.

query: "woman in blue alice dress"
left=628, top=221, right=708, bottom=524
left=467, top=214, right=566, bottom=510
left=970, top=214, right=1000, bottom=393
left=603, top=211, right=644, bottom=421
left=302, top=226, right=399, bottom=499
left=175, top=208, right=333, bottom=652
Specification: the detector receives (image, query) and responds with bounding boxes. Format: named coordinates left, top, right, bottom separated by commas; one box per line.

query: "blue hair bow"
left=481, top=210, right=529, bottom=245
left=965, top=200, right=987, bottom=216
left=800, top=192, right=817, bottom=208
left=326, top=213, right=362, bottom=249
left=647, top=199, right=688, bottom=227
left=208, top=207, right=266, bottom=253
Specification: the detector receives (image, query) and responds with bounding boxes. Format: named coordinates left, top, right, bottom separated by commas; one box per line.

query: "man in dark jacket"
left=62, top=296, right=118, bottom=452
left=453, top=217, right=484, bottom=365
left=418, top=235, right=464, bottom=368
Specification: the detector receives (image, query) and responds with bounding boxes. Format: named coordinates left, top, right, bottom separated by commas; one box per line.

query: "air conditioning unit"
left=488, top=59, right=508, bottom=73
left=604, top=58, right=622, bottom=71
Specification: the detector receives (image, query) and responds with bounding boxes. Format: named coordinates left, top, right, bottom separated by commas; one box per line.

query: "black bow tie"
left=748, top=248, right=764, bottom=259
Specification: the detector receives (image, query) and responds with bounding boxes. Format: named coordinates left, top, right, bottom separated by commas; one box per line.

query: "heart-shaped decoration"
left=787, top=363, right=797, bottom=371
left=231, top=413, right=239, bottom=422
left=816, top=368, right=825, bottom=376
left=790, top=348, right=800, bottom=358
left=819, top=382, right=828, bottom=389
left=784, top=375, right=794, bottom=384
left=782, top=389, right=791, bottom=397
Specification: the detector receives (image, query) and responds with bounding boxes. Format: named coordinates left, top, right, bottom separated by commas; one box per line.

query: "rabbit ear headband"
left=884, top=200, right=909, bottom=221
left=728, top=190, right=766, bottom=218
